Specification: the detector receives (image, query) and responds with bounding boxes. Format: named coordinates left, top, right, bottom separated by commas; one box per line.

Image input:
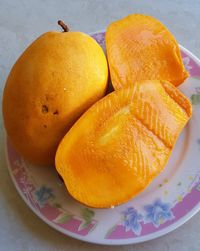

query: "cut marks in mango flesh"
left=55, top=80, right=192, bottom=208
left=106, top=14, right=188, bottom=90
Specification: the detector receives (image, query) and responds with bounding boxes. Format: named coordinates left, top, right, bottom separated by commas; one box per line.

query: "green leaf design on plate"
left=78, top=221, right=91, bottom=231
left=78, top=208, right=95, bottom=231
left=81, top=208, right=94, bottom=222
left=51, top=202, right=62, bottom=208
left=53, top=212, right=72, bottom=224
left=192, top=77, right=200, bottom=80
left=196, top=184, right=200, bottom=191
left=191, top=94, right=200, bottom=105
left=105, top=224, right=117, bottom=238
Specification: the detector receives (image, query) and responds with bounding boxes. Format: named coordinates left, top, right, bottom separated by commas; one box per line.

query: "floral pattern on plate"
left=122, top=207, right=143, bottom=235
left=144, top=199, right=174, bottom=227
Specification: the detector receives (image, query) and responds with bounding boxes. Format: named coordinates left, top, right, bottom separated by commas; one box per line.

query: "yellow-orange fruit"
left=3, top=28, right=108, bottom=166
left=106, top=14, right=188, bottom=90
left=55, top=80, right=192, bottom=208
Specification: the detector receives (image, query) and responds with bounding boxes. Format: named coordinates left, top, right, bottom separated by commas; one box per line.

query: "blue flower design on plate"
left=35, top=186, right=54, bottom=206
left=122, top=207, right=143, bottom=236
left=144, top=199, right=174, bottom=227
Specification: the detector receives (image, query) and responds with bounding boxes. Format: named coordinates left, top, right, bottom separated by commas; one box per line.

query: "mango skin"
left=106, top=14, right=188, bottom=90
left=55, top=80, right=192, bottom=208
left=3, top=31, right=108, bottom=166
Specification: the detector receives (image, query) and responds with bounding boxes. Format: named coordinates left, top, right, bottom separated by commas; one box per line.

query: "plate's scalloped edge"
left=4, top=31, right=200, bottom=245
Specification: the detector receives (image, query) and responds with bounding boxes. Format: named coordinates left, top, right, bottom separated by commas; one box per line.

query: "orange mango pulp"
left=106, top=14, right=188, bottom=90
left=56, top=80, right=192, bottom=208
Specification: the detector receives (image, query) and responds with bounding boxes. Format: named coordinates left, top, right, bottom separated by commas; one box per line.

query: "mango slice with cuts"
left=106, top=14, right=188, bottom=90
left=55, top=80, right=192, bottom=208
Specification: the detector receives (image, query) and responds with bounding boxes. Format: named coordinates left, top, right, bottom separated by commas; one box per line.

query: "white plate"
left=5, top=31, right=200, bottom=245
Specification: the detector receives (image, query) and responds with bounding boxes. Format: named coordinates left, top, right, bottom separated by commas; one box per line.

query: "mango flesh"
left=106, top=14, right=188, bottom=90
left=3, top=31, right=108, bottom=166
left=55, top=80, right=192, bottom=208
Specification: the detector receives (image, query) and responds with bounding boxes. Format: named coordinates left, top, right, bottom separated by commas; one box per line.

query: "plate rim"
left=4, top=34, right=200, bottom=245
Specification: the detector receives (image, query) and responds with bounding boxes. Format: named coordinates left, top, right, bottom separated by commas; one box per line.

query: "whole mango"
left=3, top=21, right=108, bottom=166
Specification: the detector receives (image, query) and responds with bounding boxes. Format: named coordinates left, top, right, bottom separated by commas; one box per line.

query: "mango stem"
left=58, top=20, right=69, bottom=32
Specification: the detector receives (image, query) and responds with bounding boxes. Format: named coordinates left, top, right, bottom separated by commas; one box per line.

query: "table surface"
left=0, top=0, right=200, bottom=250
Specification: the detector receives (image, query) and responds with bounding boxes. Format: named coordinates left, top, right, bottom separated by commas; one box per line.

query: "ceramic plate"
left=5, top=32, right=200, bottom=245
